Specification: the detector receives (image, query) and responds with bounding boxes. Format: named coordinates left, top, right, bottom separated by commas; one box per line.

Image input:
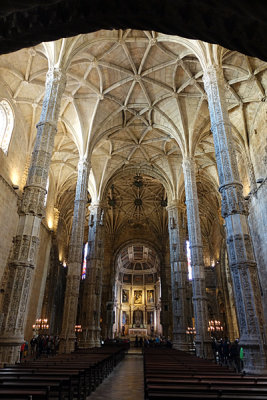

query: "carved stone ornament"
left=0, top=68, right=66, bottom=364
left=182, top=157, right=212, bottom=358
left=60, top=159, right=90, bottom=353
left=167, top=202, right=188, bottom=351
left=80, top=204, right=105, bottom=348
left=203, top=64, right=267, bottom=373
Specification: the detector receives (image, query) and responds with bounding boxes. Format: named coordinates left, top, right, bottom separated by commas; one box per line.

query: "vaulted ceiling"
left=0, top=29, right=266, bottom=245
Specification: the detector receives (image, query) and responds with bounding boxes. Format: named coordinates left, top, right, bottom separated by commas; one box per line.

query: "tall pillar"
left=80, top=203, right=104, bottom=348
left=182, top=156, right=212, bottom=358
left=167, top=202, right=189, bottom=350
left=60, top=158, right=89, bottom=353
left=160, top=255, right=170, bottom=338
left=203, top=65, right=267, bottom=373
left=0, top=68, right=66, bottom=363
left=106, top=301, right=114, bottom=339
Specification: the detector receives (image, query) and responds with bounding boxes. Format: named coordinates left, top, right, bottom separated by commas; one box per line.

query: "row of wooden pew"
left=144, top=348, right=267, bottom=399
left=0, top=345, right=126, bottom=399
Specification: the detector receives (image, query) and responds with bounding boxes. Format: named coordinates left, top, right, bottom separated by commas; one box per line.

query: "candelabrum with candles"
left=32, top=318, right=49, bottom=335
left=208, top=320, right=223, bottom=338
left=74, top=325, right=82, bottom=349
left=186, top=326, right=196, bottom=351
left=75, top=325, right=82, bottom=333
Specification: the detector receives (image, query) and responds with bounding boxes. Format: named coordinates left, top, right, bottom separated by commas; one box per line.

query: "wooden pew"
left=0, top=344, right=127, bottom=399
left=0, top=388, right=49, bottom=400
left=144, top=348, right=267, bottom=400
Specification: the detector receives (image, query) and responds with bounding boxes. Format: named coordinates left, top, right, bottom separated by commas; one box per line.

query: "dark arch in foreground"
left=0, top=0, right=267, bottom=60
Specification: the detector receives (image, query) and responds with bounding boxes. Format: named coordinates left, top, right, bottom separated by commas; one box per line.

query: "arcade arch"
left=113, top=242, right=162, bottom=339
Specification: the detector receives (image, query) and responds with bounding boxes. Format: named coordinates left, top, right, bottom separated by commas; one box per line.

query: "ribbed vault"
left=0, top=29, right=266, bottom=235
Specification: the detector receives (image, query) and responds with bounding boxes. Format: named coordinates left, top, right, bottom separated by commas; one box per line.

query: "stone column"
left=203, top=65, right=267, bottom=373
left=0, top=68, right=66, bottom=363
left=160, top=256, right=170, bottom=338
left=167, top=202, right=189, bottom=350
left=80, top=203, right=104, bottom=348
left=182, top=156, right=212, bottom=358
left=106, top=301, right=114, bottom=339
left=60, top=158, right=89, bottom=353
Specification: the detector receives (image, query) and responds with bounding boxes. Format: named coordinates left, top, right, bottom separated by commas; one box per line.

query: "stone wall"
left=0, top=176, right=19, bottom=281
left=0, top=84, right=28, bottom=280
left=248, top=101, right=267, bottom=323
left=250, top=102, right=267, bottom=181
left=248, top=180, right=267, bottom=323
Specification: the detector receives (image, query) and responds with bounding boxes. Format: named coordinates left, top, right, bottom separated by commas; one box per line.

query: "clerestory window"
left=186, top=240, right=192, bottom=280
left=0, top=99, right=14, bottom=154
left=81, top=242, right=89, bottom=279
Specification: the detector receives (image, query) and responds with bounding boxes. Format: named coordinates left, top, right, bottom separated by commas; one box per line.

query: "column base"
left=79, top=328, right=95, bottom=348
left=59, top=337, right=76, bottom=354
left=0, top=336, right=24, bottom=365
left=173, top=341, right=190, bottom=352
left=173, top=333, right=190, bottom=351
left=241, top=340, right=267, bottom=374
left=79, top=339, right=95, bottom=348
left=195, top=339, right=213, bottom=359
left=94, top=328, right=101, bottom=347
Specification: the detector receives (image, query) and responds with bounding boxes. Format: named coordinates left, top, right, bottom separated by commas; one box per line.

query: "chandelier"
left=208, top=320, right=223, bottom=335
left=186, top=326, right=196, bottom=335
left=75, top=325, right=82, bottom=333
left=32, top=318, right=49, bottom=331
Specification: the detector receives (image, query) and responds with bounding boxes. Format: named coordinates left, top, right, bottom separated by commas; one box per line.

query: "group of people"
left=212, top=338, right=244, bottom=372
left=19, top=335, right=61, bottom=361
left=135, top=335, right=172, bottom=348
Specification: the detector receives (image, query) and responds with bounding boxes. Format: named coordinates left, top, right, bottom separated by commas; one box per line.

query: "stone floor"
left=88, top=354, right=144, bottom=400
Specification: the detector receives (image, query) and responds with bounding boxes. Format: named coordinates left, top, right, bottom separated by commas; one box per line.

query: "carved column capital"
left=182, top=155, right=196, bottom=170
left=21, top=67, right=67, bottom=218
left=202, top=64, right=224, bottom=89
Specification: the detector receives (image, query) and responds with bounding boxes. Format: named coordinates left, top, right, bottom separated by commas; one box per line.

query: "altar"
left=129, top=328, right=147, bottom=337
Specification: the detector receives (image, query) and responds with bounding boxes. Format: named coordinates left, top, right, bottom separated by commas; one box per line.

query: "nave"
left=89, top=350, right=143, bottom=400
left=0, top=21, right=266, bottom=378
left=0, top=344, right=267, bottom=399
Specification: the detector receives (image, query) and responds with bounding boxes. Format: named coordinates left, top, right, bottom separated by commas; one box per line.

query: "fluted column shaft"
left=60, top=158, right=89, bottom=353
left=80, top=204, right=104, bottom=348
left=182, top=157, right=211, bottom=358
left=203, top=65, right=267, bottom=373
left=167, top=202, right=189, bottom=350
left=0, top=68, right=66, bottom=363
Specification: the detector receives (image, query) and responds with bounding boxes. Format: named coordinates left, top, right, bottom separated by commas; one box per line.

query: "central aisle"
left=88, top=352, right=144, bottom=400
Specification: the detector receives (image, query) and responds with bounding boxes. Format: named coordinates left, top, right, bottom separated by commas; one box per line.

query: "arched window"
left=81, top=242, right=89, bottom=279
left=44, top=177, right=49, bottom=206
left=186, top=240, right=192, bottom=280
left=0, top=99, right=14, bottom=154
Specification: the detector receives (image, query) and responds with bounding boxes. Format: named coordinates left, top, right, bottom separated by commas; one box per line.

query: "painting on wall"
left=134, top=290, right=143, bottom=304
left=122, top=311, right=129, bottom=325
left=147, top=289, right=154, bottom=303
left=133, top=309, right=143, bottom=327
left=122, top=289, right=129, bottom=303
left=147, top=311, right=154, bottom=325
